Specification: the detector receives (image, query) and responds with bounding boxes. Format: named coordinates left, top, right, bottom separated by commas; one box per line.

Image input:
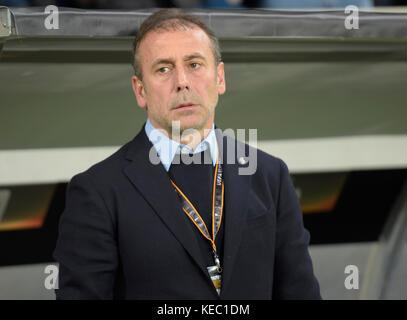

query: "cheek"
left=206, top=78, right=220, bottom=103
left=148, top=84, right=171, bottom=110
left=194, top=75, right=217, bottom=99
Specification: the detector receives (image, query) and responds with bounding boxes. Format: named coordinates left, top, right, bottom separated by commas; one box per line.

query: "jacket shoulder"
left=69, top=137, right=135, bottom=187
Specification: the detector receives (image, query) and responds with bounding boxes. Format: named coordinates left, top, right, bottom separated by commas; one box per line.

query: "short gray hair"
left=132, top=8, right=222, bottom=80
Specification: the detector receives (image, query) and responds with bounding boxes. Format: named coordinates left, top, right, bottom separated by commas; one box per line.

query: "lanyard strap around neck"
left=170, top=153, right=224, bottom=257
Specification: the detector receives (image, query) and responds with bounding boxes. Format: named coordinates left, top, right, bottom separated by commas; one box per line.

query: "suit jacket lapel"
left=215, top=129, right=252, bottom=298
left=123, top=126, right=213, bottom=286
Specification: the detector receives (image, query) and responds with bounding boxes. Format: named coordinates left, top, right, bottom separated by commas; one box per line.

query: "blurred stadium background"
left=1, top=0, right=407, bottom=299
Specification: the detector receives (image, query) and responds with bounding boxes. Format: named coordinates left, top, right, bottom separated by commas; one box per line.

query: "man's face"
left=131, top=26, right=226, bottom=136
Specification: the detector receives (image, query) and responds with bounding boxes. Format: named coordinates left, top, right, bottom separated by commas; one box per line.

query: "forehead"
left=138, top=27, right=214, bottom=65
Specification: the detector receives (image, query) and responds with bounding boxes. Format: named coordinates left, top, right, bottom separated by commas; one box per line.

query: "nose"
left=175, top=66, right=189, bottom=92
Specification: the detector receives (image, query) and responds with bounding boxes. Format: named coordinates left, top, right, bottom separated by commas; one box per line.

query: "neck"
left=147, top=118, right=214, bottom=150
left=150, top=119, right=213, bottom=150
left=172, top=128, right=210, bottom=151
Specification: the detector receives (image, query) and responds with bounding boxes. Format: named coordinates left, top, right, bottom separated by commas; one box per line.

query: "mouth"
left=173, top=103, right=199, bottom=111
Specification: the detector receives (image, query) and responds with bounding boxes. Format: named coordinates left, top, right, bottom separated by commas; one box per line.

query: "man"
left=53, top=8, right=321, bottom=300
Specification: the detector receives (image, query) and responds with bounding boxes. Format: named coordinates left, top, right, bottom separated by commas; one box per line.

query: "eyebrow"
left=184, top=53, right=206, bottom=62
left=151, top=53, right=207, bottom=70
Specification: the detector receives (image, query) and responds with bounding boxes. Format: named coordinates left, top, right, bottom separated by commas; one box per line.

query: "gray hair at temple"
left=132, top=8, right=222, bottom=80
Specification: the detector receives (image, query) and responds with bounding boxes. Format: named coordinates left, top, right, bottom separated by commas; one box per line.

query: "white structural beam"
left=1, top=135, right=407, bottom=186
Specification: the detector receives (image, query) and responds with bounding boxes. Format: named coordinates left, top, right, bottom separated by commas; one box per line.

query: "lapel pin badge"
left=238, top=157, right=247, bottom=165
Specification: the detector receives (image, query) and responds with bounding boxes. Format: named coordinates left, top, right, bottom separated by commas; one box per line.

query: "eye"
left=190, top=62, right=200, bottom=69
left=158, top=66, right=169, bottom=74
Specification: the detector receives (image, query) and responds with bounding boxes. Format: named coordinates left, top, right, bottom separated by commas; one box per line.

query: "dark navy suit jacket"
left=53, top=124, right=321, bottom=299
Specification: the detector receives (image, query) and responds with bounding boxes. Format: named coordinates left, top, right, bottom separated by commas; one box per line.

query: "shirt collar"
left=144, top=118, right=218, bottom=172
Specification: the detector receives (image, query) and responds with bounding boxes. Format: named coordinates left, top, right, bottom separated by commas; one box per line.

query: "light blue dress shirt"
left=144, top=118, right=218, bottom=172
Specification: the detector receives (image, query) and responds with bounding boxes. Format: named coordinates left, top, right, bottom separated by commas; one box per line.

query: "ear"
left=131, top=75, right=147, bottom=109
left=216, top=62, right=226, bottom=95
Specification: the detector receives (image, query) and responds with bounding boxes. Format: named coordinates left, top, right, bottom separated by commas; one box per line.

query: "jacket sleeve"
left=53, top=172, right=118, bottom=299
left=272, top=159, right=322, bottom=299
